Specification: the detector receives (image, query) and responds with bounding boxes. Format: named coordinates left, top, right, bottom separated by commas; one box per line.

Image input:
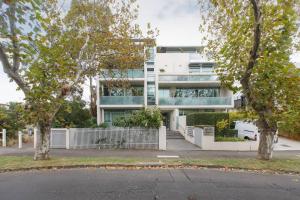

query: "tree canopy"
left=199, top=0, right=300, bottom=159
left=0, top=0, right=156, bottom=159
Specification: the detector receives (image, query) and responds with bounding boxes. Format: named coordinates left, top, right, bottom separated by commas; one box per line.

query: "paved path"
left=0, top=168, right=299, bottom=200
left=167, top=139, right=201, bottom=151
left=1, top=137, right=300, bottom=159
left=275, top=137, right=300, bottom=151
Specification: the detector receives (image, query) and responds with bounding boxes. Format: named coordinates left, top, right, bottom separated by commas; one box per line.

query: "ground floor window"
left=104, top=110, right=137, bottom=123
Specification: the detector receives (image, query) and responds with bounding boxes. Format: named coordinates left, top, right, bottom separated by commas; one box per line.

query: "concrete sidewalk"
left=1, top=146, right=300, bottom=159
left=274, top=137, right=300, bottom=151
left=1, top=136, right=300, bottom=159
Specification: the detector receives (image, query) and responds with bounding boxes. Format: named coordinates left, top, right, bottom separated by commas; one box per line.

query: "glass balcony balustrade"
left=100, top=96, right=144, bottom=105
left=100, top=69, right=144, bottom=79
left=159, top=75, right=218, bottom=82
left=159, top=97, right=231, bottom=106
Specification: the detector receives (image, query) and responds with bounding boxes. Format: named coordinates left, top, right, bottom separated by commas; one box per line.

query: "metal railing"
left=100, top=96, right=144, bottom=105
left=159, top=97, right=232, bottom=106
left=100, top=69, right=144, bottom=79
left=159, top=74, right=218, bottom=82
left=50, top=128, right=159, bottom=149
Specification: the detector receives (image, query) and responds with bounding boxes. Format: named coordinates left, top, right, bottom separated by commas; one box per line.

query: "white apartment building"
left=96, top=46, right=234, bottom=131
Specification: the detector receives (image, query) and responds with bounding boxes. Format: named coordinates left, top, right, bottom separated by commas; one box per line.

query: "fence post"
left=33, top=127, right=37, bottom=149
left=2, top=129, right=6, bottom=147
left=159, top=126, right=166, bottom=150
left=66, top=129, right=70, bottom=149
left=18, top=131, right=22, bottom=149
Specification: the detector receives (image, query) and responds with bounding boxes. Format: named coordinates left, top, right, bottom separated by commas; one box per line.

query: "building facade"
left=96, top=46, right=234, bottom=130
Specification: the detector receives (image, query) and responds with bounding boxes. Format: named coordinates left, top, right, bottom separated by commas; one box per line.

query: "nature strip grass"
left=0, top=156, right=300, bottom=175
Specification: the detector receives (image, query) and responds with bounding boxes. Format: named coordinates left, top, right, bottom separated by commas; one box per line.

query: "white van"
left=234, top=121, right=258, bottom=140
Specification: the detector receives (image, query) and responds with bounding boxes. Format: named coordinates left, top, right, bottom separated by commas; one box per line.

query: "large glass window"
left=159, top=89, right=170, bottom=97
left=147, top=83, right=155, bottom=96
left=159, top=88, right=220, bottom=98
left=103, top=86, right=144, bottom=96
left=189, top=63, right=214, bottom=73
left=147, top=83, right=156, bottom=105
left=104, top=110, right=136, bottom=123
left=189, top=65, right=200, bottom=73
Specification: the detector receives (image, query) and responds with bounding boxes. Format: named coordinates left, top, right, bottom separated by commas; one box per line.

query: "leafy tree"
left=113, top=107, right=163, bottom=129
left=0, top=102, right=26, bottom=138
left=0, top=0, right=155, bottom=160
left=52, top=99, right=97, bottom=128
left=279, top=99, right=300, bottom=138
left=199, top=0, right=300, bottom=159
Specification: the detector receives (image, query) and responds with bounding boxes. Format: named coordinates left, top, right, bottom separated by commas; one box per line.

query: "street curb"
left=0, top=163, right=299, bottom=175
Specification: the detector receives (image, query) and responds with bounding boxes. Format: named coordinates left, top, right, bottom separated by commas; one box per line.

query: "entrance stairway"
left=166, top=130, right=184, bottom=139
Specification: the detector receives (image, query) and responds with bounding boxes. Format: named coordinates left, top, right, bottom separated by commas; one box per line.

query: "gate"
left=50, top=128, right=67, bottom=148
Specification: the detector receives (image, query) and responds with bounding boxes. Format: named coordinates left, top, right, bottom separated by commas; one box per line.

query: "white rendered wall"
left=170, top=109, right=179, bottom=131
left=156, top=53, right=190, bottom=73
left=159, top=126, right=167, bottom=150
left=220, top=87, right=233, bottom=97
left=156, top=52, right=212, bottom=74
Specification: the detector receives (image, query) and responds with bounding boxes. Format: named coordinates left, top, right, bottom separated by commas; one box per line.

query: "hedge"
left=217, top=128, right=238, bottom=137
left=186, top=112, right=229, bottom=126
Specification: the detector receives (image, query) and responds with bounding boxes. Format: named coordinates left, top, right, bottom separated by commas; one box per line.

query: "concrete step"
left=166, top=131, right=184, bottom=139
left=167, top=136, right=185, bottom=139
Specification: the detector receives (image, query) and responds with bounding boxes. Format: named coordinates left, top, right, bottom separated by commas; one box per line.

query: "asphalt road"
left=0, top=169, right=299, bottom=200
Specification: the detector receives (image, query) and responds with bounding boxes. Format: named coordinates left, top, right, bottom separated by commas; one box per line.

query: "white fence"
left=182, top=126, right=259, bottom=151
left=50, top=127, right=165, bottom=150
left=0, top=129, right=6, bottom=147
left=50, top=128, right=67, bottom=148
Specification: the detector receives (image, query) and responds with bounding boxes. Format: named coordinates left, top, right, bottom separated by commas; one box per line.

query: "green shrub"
left=113, top=107, right=162, bottom=129
left=217, top=128, right=238, bottom=137
left=278, top=108, right=300, bottom=139
left=53, top=99, right=97, bottom=128
left=229, top=111, right=258, bottom=128
left=0, top=102, right=26, bottom=138
left=186, top=112, right=229, bottom=126
left=216, top=119, right=229, bottom=133
left=91, top=122, right=109, bottom=129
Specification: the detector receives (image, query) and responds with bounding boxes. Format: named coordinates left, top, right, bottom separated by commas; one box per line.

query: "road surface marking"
left=157, top=155, right=179, bottom=158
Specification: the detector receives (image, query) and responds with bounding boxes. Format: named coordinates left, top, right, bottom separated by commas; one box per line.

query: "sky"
left=0, top=0, right=299, bottom=103
left=0, top=0, right=203, bottom=104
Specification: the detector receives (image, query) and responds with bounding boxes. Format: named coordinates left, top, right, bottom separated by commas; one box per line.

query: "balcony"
left=159, top=74, right=218, bottom=82
left=159, top=97, right=232, bottom=106
left=100, top=96, right=144, bottom=105
left=100, top=69, right=144, bottom=79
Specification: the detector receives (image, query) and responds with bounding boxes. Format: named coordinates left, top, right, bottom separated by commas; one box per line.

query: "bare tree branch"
left=240, top=0, right=261, bottom=108
left=0, top=44, right=29, bottom=94
left=8, top=2, right=20, bottom=72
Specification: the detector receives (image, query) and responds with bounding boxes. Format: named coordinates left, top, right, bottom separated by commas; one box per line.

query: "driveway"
left=274, top=137, right=300, bottom=151
left=167, top=139, right=201, bottom=151
left=0, top=168, right=299, bottom=200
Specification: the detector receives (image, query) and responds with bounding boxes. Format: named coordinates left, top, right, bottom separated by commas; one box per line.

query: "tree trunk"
left=34, top=122, right=51, bottom=160
left=257, top=129, right=274, bottom=160
left=89, top=76, right=97, bottom=118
